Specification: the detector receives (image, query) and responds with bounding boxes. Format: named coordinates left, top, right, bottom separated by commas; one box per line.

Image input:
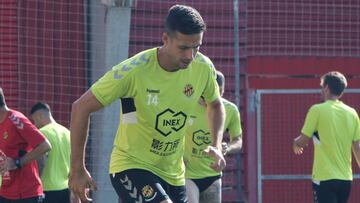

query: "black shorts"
left=110, top=169, right=187, bottom=203
left=43, top=189, right=69, bottom=203
left=0, top=196, right=43, bottom=203
left=190, top=175, right=221, bottom=193
left=312, top=179, right=352, bottom=203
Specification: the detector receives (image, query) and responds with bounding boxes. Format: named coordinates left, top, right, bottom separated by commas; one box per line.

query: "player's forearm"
left=70, top=90, right=104, bottom=171
left=352, top=141, right=360, bottom=168
left=20, top=140, right=51, bottom=167
left=226, top=137, right=242, bottom=154
left=207, top=99, right=225, bottom=149
left=36, top=154, right=47, bottom=175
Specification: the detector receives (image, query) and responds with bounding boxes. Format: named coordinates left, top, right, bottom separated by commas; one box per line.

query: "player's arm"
left=352, top=140, right=360, bottom=168
left=2, top=140, right=51, bottom=173
left=69, top=89, right=103, bottom=202
left=293, top=133, right=310, bottom=155
left=222, top=136, right=242, bottom=155
left=37, top=153, right=48, bottom=175
left=207, top=98, right=225, bottom=148
left=206, top=98, right=226, bottom=172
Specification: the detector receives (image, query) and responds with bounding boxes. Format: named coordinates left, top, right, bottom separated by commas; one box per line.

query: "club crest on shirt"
left=183, top=84, right=194, bottom=97
left=3, top=132, right=8, bottom=140
left=142, top=185, right=157, bottom=201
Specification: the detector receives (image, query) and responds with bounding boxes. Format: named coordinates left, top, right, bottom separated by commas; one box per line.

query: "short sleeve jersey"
left=0, top=110, right=46, bottom=199
left=301, top=100, right=360, bottom=181
left=39, top=122, right=70, bottom=191
left=184, top=98, right=242, bottom=179
left=91, top=48, right=220, bottom=186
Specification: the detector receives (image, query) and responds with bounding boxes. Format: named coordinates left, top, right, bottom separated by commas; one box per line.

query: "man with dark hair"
left=293, top=71, right=360, bottom=203
left=0, top=88, right=52, bottom=203
left=69, top=4, right=226, bottom=203
left=30, top=102, right=71, bottom=203
left=184, top=71, right=242, bottom=203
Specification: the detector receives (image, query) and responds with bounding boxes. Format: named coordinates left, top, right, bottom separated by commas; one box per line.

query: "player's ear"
left=162, top=32, right=169, bottom=46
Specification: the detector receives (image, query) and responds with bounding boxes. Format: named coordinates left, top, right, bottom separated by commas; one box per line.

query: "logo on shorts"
left=142, top=185, right=157, bottom=202
left=183, top=84, right=194, bottom=97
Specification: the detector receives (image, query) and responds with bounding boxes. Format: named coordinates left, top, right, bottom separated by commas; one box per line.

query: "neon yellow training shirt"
left=302, top=100, right=360, bottom=181
left=184, top=98, right=242, bottom=179
left=91, top=48, right=220, bottom=186
left=39, top=122, right=70, bottom=191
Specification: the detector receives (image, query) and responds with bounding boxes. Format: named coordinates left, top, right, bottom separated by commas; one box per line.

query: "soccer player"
left=184, top=71, right=242, bottom=203
left=69, top=4, right=226, bottom=203
left=293, top=71, right=360, bottom=203
left=30, top=102, right=71, bottom=203
left=0, top=87, right=52, bottom=203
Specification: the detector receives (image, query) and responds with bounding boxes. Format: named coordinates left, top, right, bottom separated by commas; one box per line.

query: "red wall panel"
left=0, top=0, right=18, bottom=107
left=17, top=1, right=86, bottom=126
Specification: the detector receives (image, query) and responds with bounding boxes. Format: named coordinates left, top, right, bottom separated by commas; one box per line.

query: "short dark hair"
left=216, top=71, right=225, bottom=88
left=0, top=87, right=5, bottom=108
left=320, top=71, right=347, bottom=96
left=30, top=102, right=51, bottom=115
left=165, top=5, right=206, bottom=36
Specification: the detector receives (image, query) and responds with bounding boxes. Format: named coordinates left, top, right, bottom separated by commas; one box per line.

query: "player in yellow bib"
left=69, top=5, right=226, bottom=203
left=293, top=71, right=360, bottom=203
left=184, top=71, right=242, bottom=203
left=30, top=102, right=71, bottom=203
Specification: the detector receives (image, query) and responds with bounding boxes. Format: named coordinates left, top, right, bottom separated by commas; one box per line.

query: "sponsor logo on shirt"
left=150, top=138, right=180, bottom=156
left=192, top=130, right=211, bottom=146
left=146, top=88, right=160, bottom=93
left=183, top=84, right=194, bottom=97
left=155, top=108, right=187, bottom=136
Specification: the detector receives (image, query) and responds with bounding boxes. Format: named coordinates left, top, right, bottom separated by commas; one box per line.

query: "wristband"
left=15, top=158, right=22, bottom=169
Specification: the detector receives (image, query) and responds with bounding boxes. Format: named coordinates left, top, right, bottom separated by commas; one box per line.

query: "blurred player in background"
left=69, top=4, right=226, bottom=203
left=293, top=71, right=360, bottom=203
left=184, top=71, right=242, bottom=203
left=30, top=102, right=71, bottom=203
left=0, top=87, right=51, bottom=203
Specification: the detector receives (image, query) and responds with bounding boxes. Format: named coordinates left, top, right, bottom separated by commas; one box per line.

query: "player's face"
left=163, top=31, right=203, bottom=70
left=320, top=84, right=329, bottom=101
left=219, top=84, right=224, bottom=97
left=30, top=112, right=41, bottom=128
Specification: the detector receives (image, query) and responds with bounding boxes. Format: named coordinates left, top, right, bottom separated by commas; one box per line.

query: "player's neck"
left=0, top=106, right=9, bottom=123
left=157, top=47, right=178, bottom=72
left=325, top=94, right=340, bottom=101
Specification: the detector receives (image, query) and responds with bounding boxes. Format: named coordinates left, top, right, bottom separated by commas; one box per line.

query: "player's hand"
left=205, top=146, right=226, bottom=172
left=293, top=143, right=304, bottom=155
left=70, top=190, right=81, bottom=203
left=69, top=167, right=97, bottom=202
left=221, top=142, right=229, bottom=155
left=0, top=157, right=16, bottom=175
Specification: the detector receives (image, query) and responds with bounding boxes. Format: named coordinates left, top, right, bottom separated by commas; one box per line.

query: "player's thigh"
left=199, top=179, right=221, bottom=203
left=14, top=196, right=43, bottom=203
left=0, top=196, right=11, bottom=203
left=110, top=169, right=170, bottom=203
left=43, top=189, right=70, bottom=203
left=335, top=180, right=351, bottom=203
left=312, top=181, right=337, bottom=203
left=185, top=179, right=199, bottom=203
left=167, top=182, right=187, bottom=203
